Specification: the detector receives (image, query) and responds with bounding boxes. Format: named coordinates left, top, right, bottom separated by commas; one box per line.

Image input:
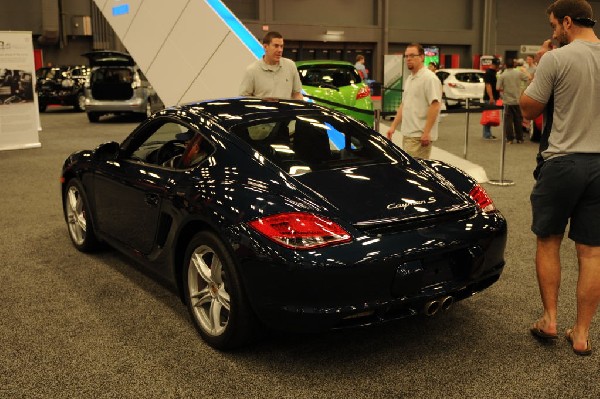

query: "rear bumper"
left=85, top=97, right=146, bottom=114
left=235, top=212, right=507, bottom=332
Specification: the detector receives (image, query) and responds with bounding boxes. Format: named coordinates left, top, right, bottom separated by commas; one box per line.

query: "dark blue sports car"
left=61, top=97, right=506, bottom=350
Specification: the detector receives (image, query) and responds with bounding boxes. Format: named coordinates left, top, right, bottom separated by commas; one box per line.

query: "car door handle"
left=145, top=193, right=159, bottom=207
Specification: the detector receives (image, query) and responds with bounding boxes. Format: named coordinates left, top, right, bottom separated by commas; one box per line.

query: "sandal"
left=530, top=320, right=558, bottom=341
left=565, top=328, right=593, bottom=356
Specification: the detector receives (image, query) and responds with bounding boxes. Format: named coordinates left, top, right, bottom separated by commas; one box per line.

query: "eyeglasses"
left=404, top=54, right=421, bottom=59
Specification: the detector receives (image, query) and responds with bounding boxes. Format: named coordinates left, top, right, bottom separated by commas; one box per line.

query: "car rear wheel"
left=39, top=103, right=47, bottom=112
left=74, top=92, right=86, bottom=112
left=63, top=179, right=100, bottom=252
left=183, top=231, right=257, bottom=350
left=87, top=112, right=100, bottom=123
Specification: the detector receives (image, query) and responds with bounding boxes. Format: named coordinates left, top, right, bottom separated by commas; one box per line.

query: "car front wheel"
left=183, top=231, right=257, bottom=350
left=63, top=179, right=100, bottom=252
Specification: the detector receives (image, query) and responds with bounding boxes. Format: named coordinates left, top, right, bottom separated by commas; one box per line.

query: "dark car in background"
left=296, top=60, right=373, bottom=127
left=36, top=66, right=89, bottom=112
left=61, top=98, right=506, bottom=350
left=82, top=50, right=163, bottom=122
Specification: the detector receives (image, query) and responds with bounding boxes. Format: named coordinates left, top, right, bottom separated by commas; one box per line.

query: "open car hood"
left=82, top=51, right=135, bottom=67
left=293, top=163, right=474, bottom=227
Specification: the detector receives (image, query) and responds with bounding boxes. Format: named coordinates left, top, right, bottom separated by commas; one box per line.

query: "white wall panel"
left=123, top=0, right=188, bottom=70
left=100, top=0, right=142, bottom=38
left=180, top=33, right=256, bottom=103
left=93, top=0, right=259, bottom=106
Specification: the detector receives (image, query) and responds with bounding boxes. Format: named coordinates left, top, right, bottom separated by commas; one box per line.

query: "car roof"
left=295, top=60, right=355, bottom=67
left=169, top=97, right=337, bottom=130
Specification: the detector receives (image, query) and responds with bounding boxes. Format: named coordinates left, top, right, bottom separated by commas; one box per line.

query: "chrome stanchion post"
left=374, top=109, right=380, bottom=132
left=463, top=98, right=470, bottom=159
left=488, top=103, right=515, bottom=186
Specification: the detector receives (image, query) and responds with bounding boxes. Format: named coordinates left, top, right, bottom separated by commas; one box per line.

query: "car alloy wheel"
left=183, top=232, right=257, bottom=350
left=63, top=180, right=99, bottom=252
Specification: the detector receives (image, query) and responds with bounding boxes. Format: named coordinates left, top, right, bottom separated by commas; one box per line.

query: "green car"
left=296, top=60, right=374, bottom=127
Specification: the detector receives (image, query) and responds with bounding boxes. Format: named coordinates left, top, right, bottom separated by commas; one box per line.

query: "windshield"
left=297, top=65, right=362, bottom=88
left=232, top=114, right=398, bottom=175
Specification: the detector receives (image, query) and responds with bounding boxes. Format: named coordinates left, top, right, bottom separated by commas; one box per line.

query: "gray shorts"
left=531, top=154, right=600, bottom=245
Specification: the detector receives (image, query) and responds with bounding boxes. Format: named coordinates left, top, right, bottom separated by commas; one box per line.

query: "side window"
left=129, top=121, right=191, bottom=168
left=180, top=133, right=214, bottom=168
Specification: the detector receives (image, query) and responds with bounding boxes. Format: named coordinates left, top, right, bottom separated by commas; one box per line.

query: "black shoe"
left=484, top=135, right=498, bottom=140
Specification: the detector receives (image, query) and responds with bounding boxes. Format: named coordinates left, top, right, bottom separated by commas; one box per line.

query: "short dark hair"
left=492, top=58, right=501, bottom=66
left=356, top=54, right=365, bottom=62
left=262, top=31, right=283, bottom=45
left=547, top=0, right=594, bottom=27
left=406, top=43, right=424, bottom=56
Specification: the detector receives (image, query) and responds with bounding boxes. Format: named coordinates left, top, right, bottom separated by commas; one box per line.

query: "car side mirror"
left=94, top=141, right=121, bottom=161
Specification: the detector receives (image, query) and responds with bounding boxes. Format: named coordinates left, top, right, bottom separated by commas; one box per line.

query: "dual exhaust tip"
left=423, top=295, right=454, bottom=316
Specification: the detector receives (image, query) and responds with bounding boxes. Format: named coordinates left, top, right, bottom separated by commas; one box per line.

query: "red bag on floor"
left=480, top=100, right=501, bottom=127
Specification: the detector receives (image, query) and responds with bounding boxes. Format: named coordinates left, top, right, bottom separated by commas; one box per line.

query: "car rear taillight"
left=356, top=86, right=370, bottom=100
left=448, top=82, right=465, bottom=89
left=248, top=212, right=352, bottom=249
left=469, top=184, right=496, bottom=213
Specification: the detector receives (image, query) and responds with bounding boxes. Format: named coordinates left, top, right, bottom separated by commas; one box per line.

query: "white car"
left=436, top=68, right=485, bottom=107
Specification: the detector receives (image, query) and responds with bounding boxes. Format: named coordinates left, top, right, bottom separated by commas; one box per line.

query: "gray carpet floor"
left=1, top=107, right=598, bottom=398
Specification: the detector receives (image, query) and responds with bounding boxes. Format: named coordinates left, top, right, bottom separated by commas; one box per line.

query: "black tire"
left=87, top=112, right=100, bottom=123
left=39, top=103, right=47, bottom=112
left=63, top=179, right=101, bottom=252
left=183, top=231, right=257, bottom=350
left=74, top=92, right=86, bottom=112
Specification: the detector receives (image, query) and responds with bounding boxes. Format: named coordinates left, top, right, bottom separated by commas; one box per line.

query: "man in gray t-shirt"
left=520, top=0, right=600, bottom=357
left=239, top=31, right=303, bottom=100
left=497, top=61, right=529, bottom=143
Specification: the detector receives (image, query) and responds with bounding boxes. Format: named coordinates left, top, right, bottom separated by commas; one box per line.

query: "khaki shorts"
left=402, top=136, right=432, bottom=159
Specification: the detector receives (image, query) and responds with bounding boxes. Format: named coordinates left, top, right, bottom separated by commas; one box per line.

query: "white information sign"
left=520, top=45, right=540, bottom=54
left=0, top=31, right=41, bottom=151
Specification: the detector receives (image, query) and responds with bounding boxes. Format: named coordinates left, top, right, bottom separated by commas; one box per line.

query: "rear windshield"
left=454, top=72, right=484, bottom=83
left=232, top=115, right=398, bottom=175
left=297, top=65, right=362, bottom=88
left=91, top=67, right=133, bottom=84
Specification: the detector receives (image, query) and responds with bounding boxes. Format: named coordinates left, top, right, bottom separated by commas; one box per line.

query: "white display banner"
left=0, top=31, right=40, bottom=151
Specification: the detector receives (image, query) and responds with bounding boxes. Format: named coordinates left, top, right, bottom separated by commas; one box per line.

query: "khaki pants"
left=402, top=136, right=432, bottom=159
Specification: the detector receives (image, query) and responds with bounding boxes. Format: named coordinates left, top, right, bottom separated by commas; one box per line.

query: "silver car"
left=83, top=51, right=163, bottom=122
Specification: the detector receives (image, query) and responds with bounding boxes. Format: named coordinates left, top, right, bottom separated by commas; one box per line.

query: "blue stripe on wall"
left=112, top=4, right=130, bottom=16
left=204, top=0, right=263, bottom=59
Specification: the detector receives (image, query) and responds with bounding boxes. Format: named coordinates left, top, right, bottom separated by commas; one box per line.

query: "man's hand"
left=421, top=132, right=431, bottom=147
left=535, top=39, right=554, bottom=63
left=386, top=129, right=394, bottom=140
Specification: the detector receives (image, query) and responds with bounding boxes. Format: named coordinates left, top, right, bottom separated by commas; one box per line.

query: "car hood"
left=303, top=85, right=364, bottom=107
left=293, top=162, right=473, bottom=226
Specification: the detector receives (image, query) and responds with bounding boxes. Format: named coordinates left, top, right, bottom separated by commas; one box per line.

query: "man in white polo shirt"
left=239, top=31, right=303, bottom=100
left=386, top=43, right=442, bottom=159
